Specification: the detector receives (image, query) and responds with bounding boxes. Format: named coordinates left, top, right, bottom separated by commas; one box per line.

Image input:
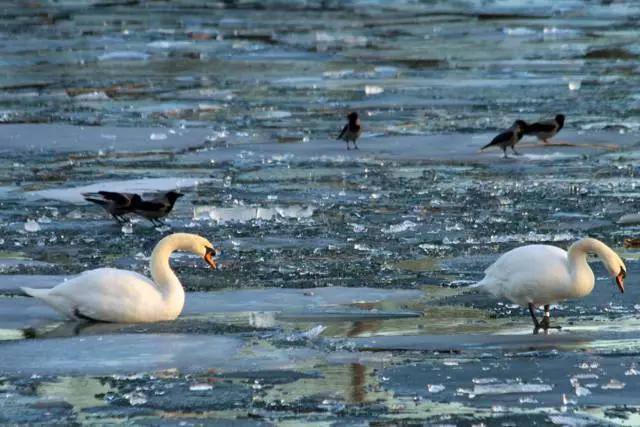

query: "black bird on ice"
left=82, top=191, right=142, bottom=223
left=132, top=190, right=184, bottom=226
left=481, top=120, right=528, bottom=158
left=524, top=114, right=565, bottom=143
left=337, top=111, right=362, bottom=150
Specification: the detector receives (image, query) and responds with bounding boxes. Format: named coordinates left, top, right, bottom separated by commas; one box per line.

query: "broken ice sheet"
left=193, top=205, right=315, bottom=223
left=601, top=379, right=625, bottom=390
left=473, top=383, right=553, bottom=395
left=427, top=384, right=445, bottom=393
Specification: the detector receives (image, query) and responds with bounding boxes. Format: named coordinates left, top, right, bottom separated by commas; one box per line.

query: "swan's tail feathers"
left=21, top=287, right=50, bottom=299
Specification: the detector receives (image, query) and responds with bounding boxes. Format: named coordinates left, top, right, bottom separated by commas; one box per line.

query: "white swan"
left=21, top=233, right=217, bottom=323
left=471, top=237, right=626, bottom=333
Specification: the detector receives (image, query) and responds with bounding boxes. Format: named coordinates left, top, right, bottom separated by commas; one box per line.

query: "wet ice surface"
left=1, top=0, right=640, bottom=425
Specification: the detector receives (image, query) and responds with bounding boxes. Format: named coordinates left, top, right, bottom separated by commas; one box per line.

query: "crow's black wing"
left=525, top=120, right=556, bottom=134
left=97, top=191, right=136, bottom=205
left=337, top=124, right=348, bottom=140
left=482, top=129, right=513, bottom=150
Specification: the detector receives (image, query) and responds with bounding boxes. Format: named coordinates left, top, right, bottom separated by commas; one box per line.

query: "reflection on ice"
left=0, top=334, right=322, bottom=375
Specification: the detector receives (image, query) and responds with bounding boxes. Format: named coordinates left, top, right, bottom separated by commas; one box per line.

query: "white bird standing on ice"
left=21, top=233, right=218, bottom=323
left=471, top=237, right=626, bottom=334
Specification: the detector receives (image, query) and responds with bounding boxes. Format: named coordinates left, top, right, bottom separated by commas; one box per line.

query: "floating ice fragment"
left=568, top=80, right=581, bottom=91
left=519, top=396, right=539, bottom=404
left=601, top=379, right=625, bottom=390
left=618, top=213, right=640, bottom=225
left=571, top=373, right=598, bottom=380
left=148, top=40, right=193, bottom=49
left=354, top=243, right=371, bottom=252
left=98, top=51, right=150, bottom=61
left=578, top=361, right=599, bottom=370
left=503, top=27, right=536, bottom=36
left=427, top=384, right=445, bottom=393
left=625, top=367, right=639, bottom=376
left=322, top=69, right=354, bottom=78
left=430, top=199, right=443, bottom=208
left=351, top=223, right=366, bottom=233
left=473, top=383, right=552, bottom=395
left=24, top=219, right=41, bottom=232
left=364, top=85, right=384, bottom=95
left=374, top=66, right=398, bottom=77
left=194, top=205, right=315, bottom=223
left=37, top=216, right=51, bottom=224
left=382, top=220, right=417, bottom=234
left=189, top=384, right=213, bottom=391
left=286, top=325, right=327, bottom=341
left=549, top=415, right=596, bottom=426
left=124, top=391, right=148, bottom=406
left=574, top=385, right=591, bottom=396
left=121, top=223, right=133, bottom=234
left=418, top=243, right=447, bottom=252
left=150, top=132, right=168, bottom=141
left=472, top=377, right=498, bottom=384
left=254, top=110, right=292, bottom=120
left=74, top=91, right=110, bottom=100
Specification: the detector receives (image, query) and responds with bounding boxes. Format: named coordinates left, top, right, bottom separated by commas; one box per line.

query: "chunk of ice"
left=427, top=384, right=445, bottom=393
left=473, top=383, right=552, bottom=395
left=24, top=219, right=41, bottom=232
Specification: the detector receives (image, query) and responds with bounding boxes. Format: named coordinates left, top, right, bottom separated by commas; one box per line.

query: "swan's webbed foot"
left=538, top=316, right=562, bottom=332
left=530, top=303, right=562, bottom=334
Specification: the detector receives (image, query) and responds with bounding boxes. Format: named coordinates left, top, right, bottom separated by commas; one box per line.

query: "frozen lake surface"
left=1, top=0, right=639, bottom=424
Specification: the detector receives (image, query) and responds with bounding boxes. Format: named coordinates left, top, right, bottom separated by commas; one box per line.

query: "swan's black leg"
left=528, top=303, right=542, bottom=334
left=538, top=304, right=562, bottom=332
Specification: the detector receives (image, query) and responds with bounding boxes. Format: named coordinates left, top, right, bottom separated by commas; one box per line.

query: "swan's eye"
left=620, top=267, right=626, bottom=279
left=205, top=246, right=216, bottom=257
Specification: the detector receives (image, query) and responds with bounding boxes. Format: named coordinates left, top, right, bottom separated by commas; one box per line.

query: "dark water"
left=1, top=0, right=640, bottom=425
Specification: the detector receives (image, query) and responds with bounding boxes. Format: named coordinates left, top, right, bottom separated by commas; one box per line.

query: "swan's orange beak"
left=616, top=273, right=624, bottom=293
left=204, top=248, right=217, bottom=270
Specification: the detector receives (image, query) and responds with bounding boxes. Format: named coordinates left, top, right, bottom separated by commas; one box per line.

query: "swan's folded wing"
left=49, top=268, right=164, bottom=323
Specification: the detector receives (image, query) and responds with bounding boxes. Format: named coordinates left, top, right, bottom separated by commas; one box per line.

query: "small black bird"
left=525, top=114, right=565, bottom=143
left=82, top=191, right=142, bottom=223
left=337, top=111, right=362, bottom=150
left=132, top=190, right=184, bottom=226
left=481, top=120, right=528, bottom=159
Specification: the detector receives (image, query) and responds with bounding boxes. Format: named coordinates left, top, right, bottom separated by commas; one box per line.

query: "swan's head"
left=576, top=238, right=626, bottom=294
left=182, top=234, right=217, bottom=270
left=603, top=251, right=626, bottom=294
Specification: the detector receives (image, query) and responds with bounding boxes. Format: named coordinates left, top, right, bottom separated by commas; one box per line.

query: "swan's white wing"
left=47, top=268, right=165, bottom=323
left=479, top=244, right=572, bottom=306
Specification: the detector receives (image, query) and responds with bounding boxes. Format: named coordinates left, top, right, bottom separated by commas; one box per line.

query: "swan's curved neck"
left=149, top=234, right=187, bottom=316
left=566, top=238, right=611, bottom=298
